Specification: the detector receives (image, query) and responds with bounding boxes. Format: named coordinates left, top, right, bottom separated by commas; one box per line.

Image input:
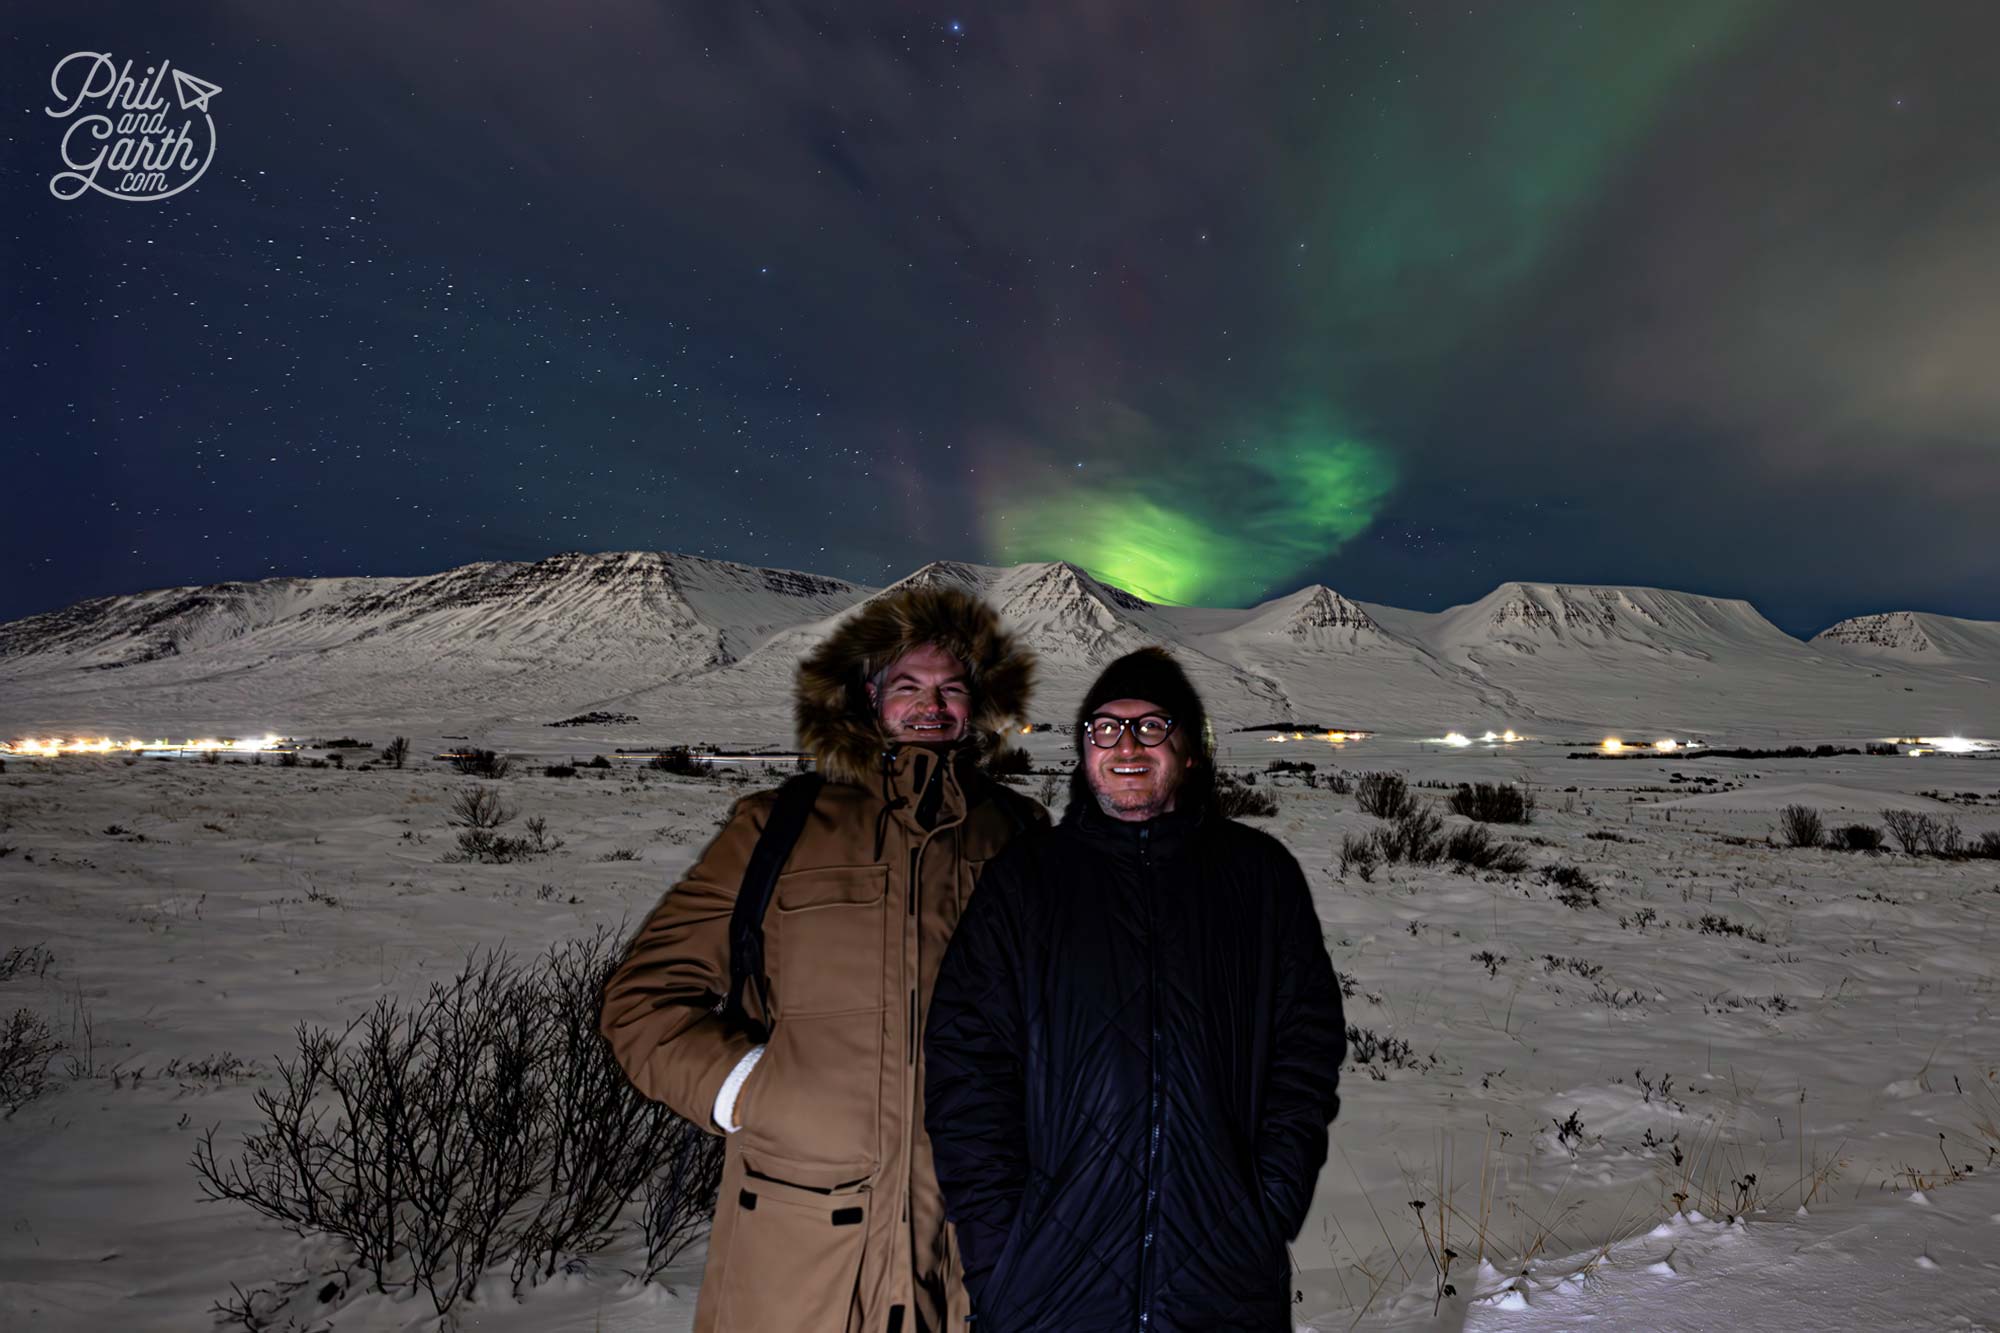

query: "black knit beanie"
left=1069, top=647, right=1216, bottom=817
left=1078, top=647, right=1203, bottom=733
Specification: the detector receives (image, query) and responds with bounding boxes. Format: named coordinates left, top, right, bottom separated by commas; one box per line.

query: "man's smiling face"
left=1084, top=697, right=1192, bottom=821
left=867, top=642, right=973, bottom=745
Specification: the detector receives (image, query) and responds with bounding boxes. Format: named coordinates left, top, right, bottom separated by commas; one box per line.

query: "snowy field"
left=3, top=738, right=1999, bottom=1330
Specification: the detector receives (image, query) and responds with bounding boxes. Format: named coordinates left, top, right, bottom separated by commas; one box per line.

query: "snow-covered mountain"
left=1226, top=585, right=1388, bottom=647
left=1, top=554, right=1993, bottom=745
left=0, top=551, right=869, bottom=737
left=1348, top=582, right=2000, bottom=737
left=1420, top=583, right=1806, bottom=666
left=1811, top=610, right=2000, bottom=665
left=0, top=552, right=864, bottom=672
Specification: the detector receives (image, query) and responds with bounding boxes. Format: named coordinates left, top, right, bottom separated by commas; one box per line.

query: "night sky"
left=6, top=2, right=1998, bottom=635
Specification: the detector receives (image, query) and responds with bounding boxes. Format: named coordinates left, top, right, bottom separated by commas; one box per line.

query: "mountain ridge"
left=1, top=552, right=1993, bottom=739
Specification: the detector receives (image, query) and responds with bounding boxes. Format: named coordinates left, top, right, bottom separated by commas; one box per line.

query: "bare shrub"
left=1374, top=807, right=1445, bottom=864
left=1215, top=772, right=1278, bottom=819
left=1356, top=771, right=1417, bottom=819
left=192, top=929, right=724, bottom=1316
left=1324, top=771, right=1352, bottom=796
left=451, top=749, right=512, bottom=779
left=648, top=748, right=704, bottom=777
left=1695, top=913, right=1768, bottom=943
left=1777, top=804, right=1824, bottom=849
left=2, top=1007, right=62, bottom=1115
left=1337, top=832, right=1378, bottom=881
left=0, top=944, right=56, bottom=982
left=1445, top=782, right=1536, bottom=824
left=443, top=791, right=563, bottom=863
left=1543, top=864, right=1600, bottom=909
left=641, top=1121, right=726, bottom=1277
left=382, top=737, right=410, bottom=769
left=450, top=787, right=512, bottom=831
left=447, top=820, right=563, bottom=865
left=1442, top=824, right=1530, bottom=873
left=1831, top=823, right=1884, bottom=852
left=1883, top=809, right=1966, bottom=857
left=1343, top=1024, right=1440, bottom=1079
left=1338, top=808, right=1460, bottom=875
left=1975, top=831, right=2000, bottom=860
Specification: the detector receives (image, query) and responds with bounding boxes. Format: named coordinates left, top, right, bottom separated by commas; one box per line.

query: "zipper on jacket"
left=1137, top=821, right=1163, bottom=1327
left=908, top=844, right=920, bottom=1064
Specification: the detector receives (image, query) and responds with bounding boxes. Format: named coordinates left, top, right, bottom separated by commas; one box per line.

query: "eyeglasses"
left=1085, top=714, right=1176, bottom=748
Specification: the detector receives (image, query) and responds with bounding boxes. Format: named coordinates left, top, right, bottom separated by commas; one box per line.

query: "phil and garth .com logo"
left=46, top=51, right=222, bottom=202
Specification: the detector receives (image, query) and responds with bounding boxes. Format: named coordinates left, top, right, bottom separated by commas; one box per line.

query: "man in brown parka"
left=601, top=584, right=1043, bottom=1333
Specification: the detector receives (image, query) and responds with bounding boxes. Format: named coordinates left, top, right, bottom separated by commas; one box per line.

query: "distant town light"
left=1441, top=732, right=1472, bottom=748
left=1602, top=738, right=1625, bottom=753
left=2, top=733, right=286, bottom=758
left=1654, top=738, right=1678, bottom=751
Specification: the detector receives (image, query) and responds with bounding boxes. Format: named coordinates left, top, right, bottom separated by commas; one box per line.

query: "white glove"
left=713, top=1044, right=766, bottom=1134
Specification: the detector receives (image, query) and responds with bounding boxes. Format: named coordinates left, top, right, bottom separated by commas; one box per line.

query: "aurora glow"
left=988, top=411, right=1397, bottom=605
left=981, top=3, right=1780, bottom=609
left=1306, top=1, right=1782, bottom=351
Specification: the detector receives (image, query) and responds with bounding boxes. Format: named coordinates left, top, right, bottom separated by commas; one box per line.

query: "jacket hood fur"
left=796, top=585, right=1035, bottom=785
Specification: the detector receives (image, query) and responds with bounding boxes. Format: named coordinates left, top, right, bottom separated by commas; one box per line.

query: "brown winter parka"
left=600, top=585, right=1042, bottom=1333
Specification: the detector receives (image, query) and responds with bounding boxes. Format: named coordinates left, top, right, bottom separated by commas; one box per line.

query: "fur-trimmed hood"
left=795, top=585, right=1035, bottom=785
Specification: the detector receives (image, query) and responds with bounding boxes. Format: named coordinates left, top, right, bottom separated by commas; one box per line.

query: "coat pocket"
left=714, top=1163, right=872, bottom=1333
left=773, top=864, right=889, bottom=1016
left=1242, top=1154, right=1293, bottom=1287
left=737, top=1005, right=884, bottom=1174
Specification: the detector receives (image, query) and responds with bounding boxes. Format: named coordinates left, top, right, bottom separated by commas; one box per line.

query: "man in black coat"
left=924, top=647, right=1346, bottom=1331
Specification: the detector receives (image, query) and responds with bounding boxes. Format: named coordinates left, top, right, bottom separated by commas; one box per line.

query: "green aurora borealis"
left=987, top=1, right=1780, bottom=607
left=992, top=414, right=1397, bottom=606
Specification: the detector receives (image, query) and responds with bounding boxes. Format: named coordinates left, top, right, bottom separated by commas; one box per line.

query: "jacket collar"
left=864, top=741, right=987, bottom=853
left=1064, top=796, right=1206, bottom=859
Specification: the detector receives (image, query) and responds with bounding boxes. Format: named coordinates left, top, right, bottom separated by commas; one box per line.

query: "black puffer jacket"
left=923, top=801, right=1345, bottom=1331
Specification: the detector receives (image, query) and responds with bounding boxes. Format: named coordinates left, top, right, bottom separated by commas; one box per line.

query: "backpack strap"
left=719, top=772, right=824, bottom=1043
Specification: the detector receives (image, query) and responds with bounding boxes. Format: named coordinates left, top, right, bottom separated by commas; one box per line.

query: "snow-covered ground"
left=3, top=737, right=1997, bottom=1329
